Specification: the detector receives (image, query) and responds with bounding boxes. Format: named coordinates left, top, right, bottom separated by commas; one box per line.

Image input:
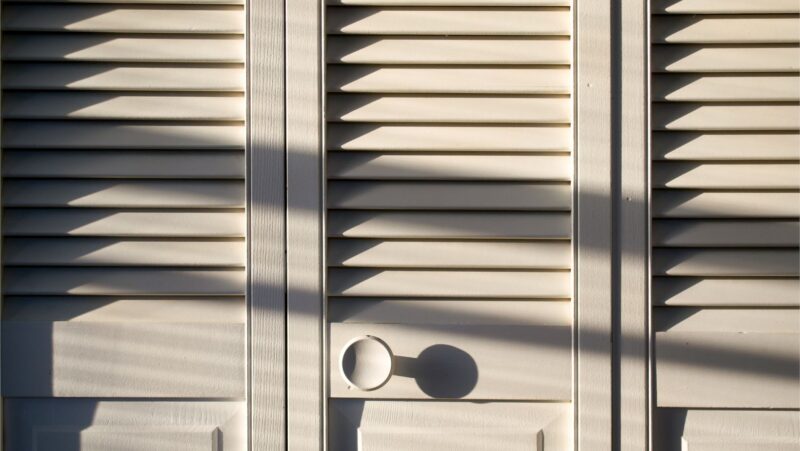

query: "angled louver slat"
left=2, top=63, right=245, bottom=91
left=327, top=37, right=571, bottom=65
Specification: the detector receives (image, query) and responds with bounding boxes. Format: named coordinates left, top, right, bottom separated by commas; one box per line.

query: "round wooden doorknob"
left=339, top=336, right=394, bottom=391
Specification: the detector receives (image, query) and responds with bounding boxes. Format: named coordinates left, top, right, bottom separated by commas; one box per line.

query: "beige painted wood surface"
left=328, top=95, right=571, bottom=123
left=328, top=154, right=571, bottom=180
left=328, top=181, right=571, bottom=210
left=249, top=0, right=286, bottom=448
left=330, top=322, right=572, bottom=400
left=327, top=67, right=571, bottom=94
left=652, top=132, right=800, bottom=160
left=328, top=269, right=571, bottom=298
left=6, top=400, right=246, bottom=451
left=2, top=4, right=244, bottom=33
left=328, top=211, right=571, bottom=239
left=3, top=210, right=245, bottom=237
left=652, top=0, right=800, bottom=13
left=330, top=401, right=570, bottom=450
left=619, top=0, right=649, bottom=448
left=576, top=0, right=614, bottom=447
left=322, top=3, right=576, bottom=446
left=3, top=150, right=244, bottom=178
left=2, top=63, right=245, bottom=91
left=327, top=8, right=570, bottom=35
left=286, top=0, right=323, bottom=449
left=650, top=3, right=800, bottom=447
left=328, top=240, right=571, bottom=268
left=3, top=35, right=245, bottom=62
left=327, top=37, right=570, bottom=64
left=1, top=0, right=247, bottom=449
left=328, top=124, right=571, bottom=151
left=3, top=122, right=244, bottom=148
left=3, top=92, right=245, bottom=120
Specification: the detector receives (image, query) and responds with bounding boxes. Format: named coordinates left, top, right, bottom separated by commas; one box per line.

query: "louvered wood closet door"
left=0, top=0, right=248, bottom=449
left=324, top=2, right=575, bottom=449
left=650, top=0, right=800, bottom=448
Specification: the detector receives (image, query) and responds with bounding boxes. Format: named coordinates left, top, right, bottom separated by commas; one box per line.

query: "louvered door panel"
left=325, top=2, right=573, bottom=448
left=650, top=1, right=800, bottom=448
left=1, top=0, right=246, bottom=448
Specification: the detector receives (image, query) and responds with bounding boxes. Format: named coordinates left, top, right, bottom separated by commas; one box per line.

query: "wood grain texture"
left=2, top=34, right=245, bottom=62
left=326, top=8, right=571, bottom=35
left=327, top=66, right=571, bottom=94
left=651, top=75, right=800, bottom=102
left=3, top=209, right=245, bottom=237
left=652, top=132, right=800, bottom=160
left=654, top=409, right=800, bottom=451
left=328, top=0, right=570, bottom=4
left=323, top=0, right=574, bottom=445
left=3, top=180, right=245, bottom=208
left=328, top=239, right=571, bottom=268
left=328, top=124, right=571, bottom=151
left=655, top=331, right=799, bottom=408
left=1, top=0, right=247, bottom=447
left=327, top=153, right=571, bottom=180
left=618, top=0, right=648, bottom=448
left=576, top=0, right=613, bottom=447
left=249, top=0, right=285, bottom=449
left=652, top=46, right=800, bottom=73
left=652, top=277, right=800, bottom=307
left=4, top=238, right=245, bottom=266
left=5, top=400, right=246, bottom=451
left=3, top=121, right=244, bottom=149
left=327, top=95, right=571, bottom=124
left=652, top=0, right=800, bottom=14
left=2, top=63, right=245, bottom=91
left=327, top=37, right=571, bottom=64
left=652, top=16, right=800, bottom=44
left=652, top=249, right=799, bottom=276
left=653, top=220, right=800, bottom=247
left=3, top=92, right=245, bottom=120
left=328, top=268, right=571, bottom=298
left=3, top=267, right=246, bottom=295
left=286, top=0, right=322, bottom=448
left=327, top=211, right=571, bottom=239
left=328, top=181, right=571, bottom=210
left=3, top=321, right=245, bottom=397
left=652, top=163, right=800, bottom=189
left=3, top=150, right=244, bottom=179
left=330, top=400, right=570, bottom=451
left=2, top=4, right=244, bottom=33
left=329, top=299, right=571, bottom=325
left=652, top=191, right=800, bottom=218
left=330, top=323, right=572, bottom=400
left=650, top=4, right=800, bottom=434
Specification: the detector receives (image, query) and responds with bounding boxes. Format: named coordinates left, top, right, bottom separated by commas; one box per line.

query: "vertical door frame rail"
left=248, top=0, right=287, bottom=449
left=575, top=0, right=614, bottom=448
left=618, top=0, right=650, bottom=450
left=285, top=0, right=324, bottom=450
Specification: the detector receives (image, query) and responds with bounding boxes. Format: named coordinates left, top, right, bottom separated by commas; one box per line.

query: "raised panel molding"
left=34, top=426, right=221, bottom=451
left=5, top=400, right=245, bottom=451
left=358, top=428, right=544, bottom=451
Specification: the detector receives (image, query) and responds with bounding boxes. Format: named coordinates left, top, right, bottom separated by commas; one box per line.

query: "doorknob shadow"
left=394, top=344, right=478, bottom=399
